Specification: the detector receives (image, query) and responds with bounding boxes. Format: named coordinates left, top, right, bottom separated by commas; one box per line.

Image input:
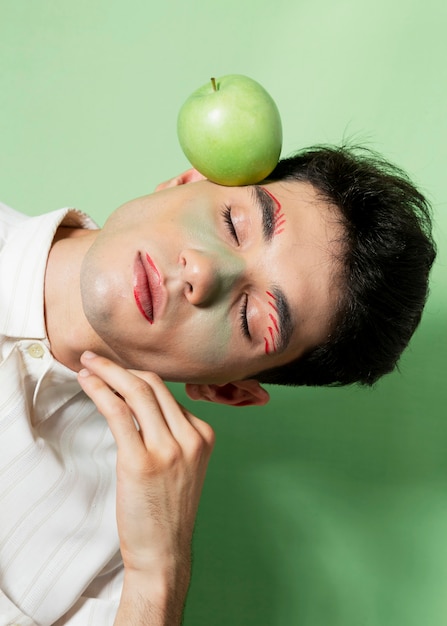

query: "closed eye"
left=221, top=205, right=239, bottom=244
left=239, top=294, right=250, bottom=339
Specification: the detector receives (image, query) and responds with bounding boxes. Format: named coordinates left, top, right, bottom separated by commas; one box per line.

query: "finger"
left=130, top=369, right=215, bottom=449
left=77, top=369, right=145, bottom=455
left=154, top=175, right=183, bottom=192
left=79, top=353, right=174, bottom=451
left=179, top=407, right=216, bottom=450
left=80, top=352, right=214, bottom=453
left=154, top=168, right=206, bottom=192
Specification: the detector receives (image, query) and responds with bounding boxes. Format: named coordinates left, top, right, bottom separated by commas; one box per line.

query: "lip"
left=133, top=252, right=166, bottom=324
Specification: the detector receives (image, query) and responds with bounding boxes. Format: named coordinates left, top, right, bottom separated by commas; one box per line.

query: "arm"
left=77, top=351, right=215, bottom=626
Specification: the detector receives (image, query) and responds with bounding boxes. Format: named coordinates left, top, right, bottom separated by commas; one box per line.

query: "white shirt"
left=0, top=203, right=122, bottom=625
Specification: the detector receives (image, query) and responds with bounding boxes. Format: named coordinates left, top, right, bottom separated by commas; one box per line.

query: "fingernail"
left=78, top=368, right=91, bottom=378
left=82, top=350, right=96, bottom=359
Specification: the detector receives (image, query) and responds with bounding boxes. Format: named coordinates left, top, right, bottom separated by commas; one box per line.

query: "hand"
left=77, top=351, right=215, bottom=625
left=154, top=167, right=206, bottom=192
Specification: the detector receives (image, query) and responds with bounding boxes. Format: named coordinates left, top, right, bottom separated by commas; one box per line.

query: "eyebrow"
left=268, top=286, right=294, bottom=354
left=251, top=185, right=279, bottom=242
left=249, top=186, right=295, bottom=354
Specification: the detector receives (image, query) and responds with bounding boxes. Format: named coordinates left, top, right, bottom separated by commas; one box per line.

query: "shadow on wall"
left=181, top=317, right=447, bottom=626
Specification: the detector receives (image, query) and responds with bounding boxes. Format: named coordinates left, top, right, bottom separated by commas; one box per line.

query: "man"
left=0, top=146, right=436, bottom=625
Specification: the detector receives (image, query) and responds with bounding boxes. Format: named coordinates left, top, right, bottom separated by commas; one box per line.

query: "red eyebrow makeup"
left=264, top=290, right=280, bottom=354
left=261, top=188, right=286, bottom=236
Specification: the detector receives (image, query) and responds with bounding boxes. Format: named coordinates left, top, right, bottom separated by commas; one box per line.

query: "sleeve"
left=1, top=559, right=122, bottom=626
left=0, top=590, right=38, bottom=626
left=51, top=598, right=119, bottom=626
left=52, top=562, right=123, bottom=626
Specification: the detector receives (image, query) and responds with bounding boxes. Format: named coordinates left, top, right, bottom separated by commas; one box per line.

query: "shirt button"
left=28, top=343, right=45, bottom=358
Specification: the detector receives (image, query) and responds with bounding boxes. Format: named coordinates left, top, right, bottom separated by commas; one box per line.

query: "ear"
left=155, top=168, right=206, bottom=192
left=185, top=379, right=270, bottom=407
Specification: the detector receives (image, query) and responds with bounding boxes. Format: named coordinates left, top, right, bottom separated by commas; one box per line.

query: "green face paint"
left=179, top=202, right=245, bottom=362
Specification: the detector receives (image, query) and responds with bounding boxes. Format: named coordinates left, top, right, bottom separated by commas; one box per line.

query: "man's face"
left=80, top=178, right=343, bottom=384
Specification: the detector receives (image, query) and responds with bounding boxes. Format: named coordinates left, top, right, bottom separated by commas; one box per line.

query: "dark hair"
left=256, top=145, right=437, bottom=387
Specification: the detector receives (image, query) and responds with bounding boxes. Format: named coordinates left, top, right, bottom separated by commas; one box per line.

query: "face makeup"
left=261, top=187, right=286, bottom=236
left=78, top=177, right=339, bottom=385
left=259, top=189, right=286, bottom=355
left=264, top=290, right=280, bottom=354
left=133, top=252, right=163, bottom=324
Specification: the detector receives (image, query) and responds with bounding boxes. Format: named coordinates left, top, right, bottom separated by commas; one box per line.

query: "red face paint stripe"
left=264, top=328, right=277, bottom=355
left=269, top=313, right=279, bottom=332
left=261, top=188, right=286, bottom=238
left=274, top=211, right=283, bottom=222
left=264, top=290, right=281, bottom=354
left=269, top=327, right=277, bottom=351
left=262, top=188, right=282, bottom=211
left=275, top=213, right=286, bottom=228
left=274, top=218, right=286, bottom=229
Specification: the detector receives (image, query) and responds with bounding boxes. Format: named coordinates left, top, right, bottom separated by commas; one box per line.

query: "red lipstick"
left=133, top=252, right=163, bottom=324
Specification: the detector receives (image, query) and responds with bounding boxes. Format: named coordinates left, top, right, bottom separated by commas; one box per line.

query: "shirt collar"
left=0, top=207, right=97, bottom=340
left=0, top=206, right=99, bottom=422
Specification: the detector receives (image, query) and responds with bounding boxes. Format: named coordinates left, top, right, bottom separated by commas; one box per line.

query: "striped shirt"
left=0, top=203, right=122, bottom=625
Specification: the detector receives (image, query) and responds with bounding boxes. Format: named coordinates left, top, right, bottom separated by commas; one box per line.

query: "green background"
left=1, top=1, right=446, bottom=624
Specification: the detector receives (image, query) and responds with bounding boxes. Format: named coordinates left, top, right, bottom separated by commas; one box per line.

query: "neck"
left=44, top=225, right=100, bottom=371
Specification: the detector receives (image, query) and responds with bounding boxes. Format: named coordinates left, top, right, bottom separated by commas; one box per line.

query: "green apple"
left=177, top=74, right=282, bottom=186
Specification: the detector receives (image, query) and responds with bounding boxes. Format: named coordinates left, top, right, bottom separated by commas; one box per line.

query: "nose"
left=179, top=248, right=242, bottom=306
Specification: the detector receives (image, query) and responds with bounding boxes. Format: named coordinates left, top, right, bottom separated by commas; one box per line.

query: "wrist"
left=123, top=558, right=191, bottom=600
left=115, top=558, right=191, bottom=625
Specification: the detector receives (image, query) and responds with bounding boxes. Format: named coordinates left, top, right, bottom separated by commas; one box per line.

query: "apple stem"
left=210, top=77, right=217, bottom=92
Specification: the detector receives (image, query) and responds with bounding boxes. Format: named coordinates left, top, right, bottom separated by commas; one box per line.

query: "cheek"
left=170, top=306, right=234, bottom=365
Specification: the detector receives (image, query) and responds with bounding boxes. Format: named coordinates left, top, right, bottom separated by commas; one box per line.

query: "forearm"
left=115, top=564, right=190, bottom=626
